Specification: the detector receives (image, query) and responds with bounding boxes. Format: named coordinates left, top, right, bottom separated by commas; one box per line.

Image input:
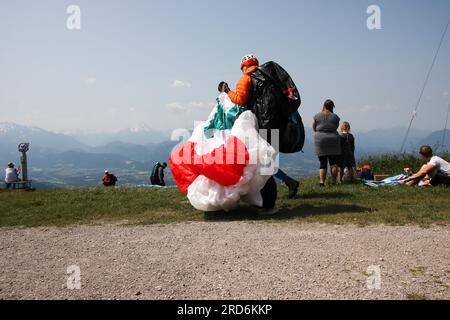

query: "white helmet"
left=240, top=54, right=259, bottom=70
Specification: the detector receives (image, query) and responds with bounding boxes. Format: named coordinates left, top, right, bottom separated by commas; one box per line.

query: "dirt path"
left=0, top=222, right=449, bottom=300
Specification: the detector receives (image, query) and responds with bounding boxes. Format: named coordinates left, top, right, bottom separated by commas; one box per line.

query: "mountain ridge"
left=1, top=122, right=447, bottom=188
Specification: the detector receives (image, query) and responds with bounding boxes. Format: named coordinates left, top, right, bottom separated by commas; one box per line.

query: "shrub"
left=358, top=152, right=450, bottom=175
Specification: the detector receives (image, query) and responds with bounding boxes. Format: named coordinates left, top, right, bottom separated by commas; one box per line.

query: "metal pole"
left=18, top=143, right=29, bottom=182
left=442, top=100, right=450, bottom=151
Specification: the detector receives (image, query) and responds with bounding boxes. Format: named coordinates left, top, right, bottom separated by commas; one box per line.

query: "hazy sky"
left=1, top=0, right=449, bottom=134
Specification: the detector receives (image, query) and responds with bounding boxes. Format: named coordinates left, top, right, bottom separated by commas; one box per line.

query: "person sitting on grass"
left=5, top=162, right=20, bottom=189
left=404, top=145, right=450, bottom=187
left=339, top=121, right=356, bottom=183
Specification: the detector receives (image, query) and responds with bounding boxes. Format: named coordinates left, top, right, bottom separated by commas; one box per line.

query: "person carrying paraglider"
left=170, top=54, right=302, bottom=213
left=220, top=54, right=301, bottom=206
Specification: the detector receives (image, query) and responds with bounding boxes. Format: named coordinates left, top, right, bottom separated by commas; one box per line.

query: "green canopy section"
left=204, top=97, right=246, bottom=138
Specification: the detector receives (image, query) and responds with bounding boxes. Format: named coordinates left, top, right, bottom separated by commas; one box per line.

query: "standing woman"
left=312, top=99, right=342, bottom=186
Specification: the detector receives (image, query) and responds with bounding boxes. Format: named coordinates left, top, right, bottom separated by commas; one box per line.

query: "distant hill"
left=0, top=123, right=176, bottom=188
left=419, top=129, right=450, bottom=152
left=89, top=140, right=179, bottom=162
left=1, top=122, right=443, bottom=188
left=0, top=122, right=87, bottom=153
left=354, top=126, right=431, bottom=155
left=89, top=141, right=153, bottom=162
left=71, top=125, right=170, bottom=147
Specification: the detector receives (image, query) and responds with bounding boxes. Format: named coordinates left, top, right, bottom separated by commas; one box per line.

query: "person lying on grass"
left=404, top=145, right=450, bottom=187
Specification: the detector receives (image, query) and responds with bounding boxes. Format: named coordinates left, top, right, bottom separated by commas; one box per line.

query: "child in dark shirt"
left=339, top=121, right=356, bottom=182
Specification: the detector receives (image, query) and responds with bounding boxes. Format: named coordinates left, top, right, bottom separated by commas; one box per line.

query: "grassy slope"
left=1, top=177, right=449, bottom=227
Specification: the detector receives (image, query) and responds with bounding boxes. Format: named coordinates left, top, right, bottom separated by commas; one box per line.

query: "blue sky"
left=0, top=0, right=449, bottom=134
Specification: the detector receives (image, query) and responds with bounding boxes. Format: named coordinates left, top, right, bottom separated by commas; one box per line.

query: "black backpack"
left=150, top=163, right=161, bottom=183
left=280, top=111, right=305, bottom=154
left=356, top=166, right=374, bottom=181
left=249, top=61, right=305, bottom=153
left=109, top=174, right=117, bottom=184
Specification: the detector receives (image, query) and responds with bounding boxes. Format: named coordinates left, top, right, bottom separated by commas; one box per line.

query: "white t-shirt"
left=428, top=156, right=450, bottom=176
left=5, top=168, right=19, bottom=183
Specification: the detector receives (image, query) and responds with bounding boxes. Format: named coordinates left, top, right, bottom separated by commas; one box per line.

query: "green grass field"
left=1, top=177, right=449, bottom=228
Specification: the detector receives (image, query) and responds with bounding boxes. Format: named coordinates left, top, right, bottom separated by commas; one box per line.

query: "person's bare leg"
left=331, top=165, right=339, bottom=184
left=339, top=168, right=345, bottom=183
left=320, top=169, right=327, bottom=185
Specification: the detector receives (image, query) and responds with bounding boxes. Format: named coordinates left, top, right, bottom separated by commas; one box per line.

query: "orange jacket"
left=102, top=174, right=111, bottom=185
left=227, top=65, right=258, bottom=107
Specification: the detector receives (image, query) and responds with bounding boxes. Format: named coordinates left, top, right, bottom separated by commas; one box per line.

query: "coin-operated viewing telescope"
left=17, top=142, right=33, bottom=190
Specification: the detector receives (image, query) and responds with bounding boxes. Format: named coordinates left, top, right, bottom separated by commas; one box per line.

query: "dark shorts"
left=431, top=172, right=450, bottom=187
left=340, top=156, right=356, bottom=169
left=318, top=155, right=341, bottom=170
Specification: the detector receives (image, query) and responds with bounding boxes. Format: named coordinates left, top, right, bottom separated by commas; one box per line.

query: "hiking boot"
left=257, top=205, right=279, bottom=216
left=285, top=177, right=299, bottom=199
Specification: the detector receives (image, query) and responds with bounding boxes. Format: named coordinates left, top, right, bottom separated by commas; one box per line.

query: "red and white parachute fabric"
left=170, top=93, right=278, bottom=212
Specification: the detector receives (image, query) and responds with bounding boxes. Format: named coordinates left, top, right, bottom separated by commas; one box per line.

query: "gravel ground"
left=0, top=222, right=449, bottom=300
